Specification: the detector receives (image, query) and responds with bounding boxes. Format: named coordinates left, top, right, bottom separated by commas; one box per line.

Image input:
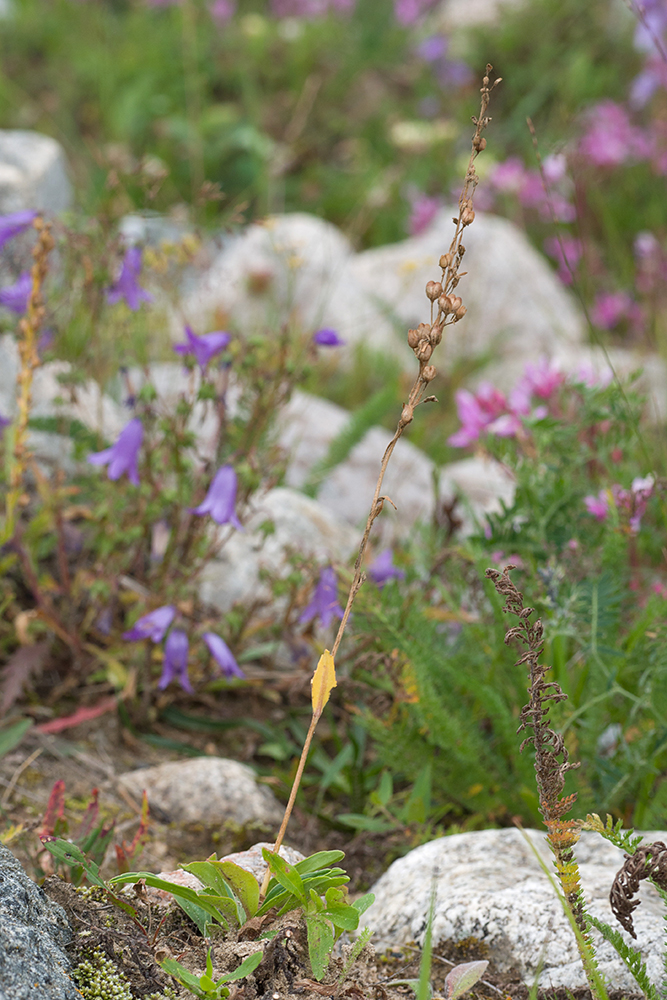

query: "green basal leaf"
left=109, top=872, right=232, bottom=929
left=353, top=892, right=375, bottom=916
left=261, top=849, right=306, bottom=902
left=294, top=851, right=345, bottom=874
left=306, top=912, right=335, bottom=981
left=0, top=718, right=32, bottom=758
left=218, top=950, right=263, bottom=983
left=216, top=860, right=260, bottom=919
left=40, top=838, right=105, bottom=887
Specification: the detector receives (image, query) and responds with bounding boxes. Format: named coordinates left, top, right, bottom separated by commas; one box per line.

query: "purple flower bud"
left=173, top=325, right=231, bottom=368
left=314, top=328, right=345, bottom=347
left=87, top=418, right=144, bottom=486
left=299, top=566, right=344, bottom=630
left=122, top=605, right=176, bottom=642
left=202, top=632, right=245, bottom=679
left=190, top=465, right=242, bottom=528
left=0, top=210, right=37, bottom=251
left=158, top=629, right=193, bottom=693
left=0, top=272, right=32, bottom=314
left=368, top=550, right=405, bottom=588
left=107, top=247, right=152, bottom=311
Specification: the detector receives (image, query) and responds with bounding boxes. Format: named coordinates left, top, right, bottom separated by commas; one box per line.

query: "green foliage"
left=586, top=914, right=660, bottom=1000
left=161, top=949, right=263, bottom=1000
left=0, top=718, right=33, bottom=759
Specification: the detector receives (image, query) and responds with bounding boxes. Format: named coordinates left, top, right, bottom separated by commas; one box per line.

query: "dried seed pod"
left=454, top=305, right=467, bottom=321
left=450, top=295, right=462, bottom=312
left=439, top=253, right=453, bottom=270
left=407, top=327, right=420, bottom=349
left=416, top=339, right=433, bottom=362
left=473, top=136, right=487, bottom=152
left=399, top=403, right=414, bottom=427
left=461, top=206, right=475, bottom=227
left=426, top=280, right=443, bottom=301
left=429, top=324, right=443, bottom=346
left=422, top=364, right=437, bottom=382
left=438, top=294, right=454, bottom=314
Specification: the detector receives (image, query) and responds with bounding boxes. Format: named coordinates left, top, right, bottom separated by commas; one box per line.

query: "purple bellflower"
left=203, top=632, right=245, bottom=679
left=0, top=271, right=31, bottom=314
left=314, top=328, right=345, bottom=347
left=158, top=629, right=193, bottom=693
left=173, top=325, right=231, bottom=368
left=87, top=418, right=144, bottom=486
left=122, top=605, right=176, bottom=642
left=299, top=565, right=344, bottom=629
left=107, top=247, right=152, bottom=311
left=0, top=210, right=37, bottom=250
left=190, top=465, right=242, bottom=528
left=368, top=550, right=405, bottom=588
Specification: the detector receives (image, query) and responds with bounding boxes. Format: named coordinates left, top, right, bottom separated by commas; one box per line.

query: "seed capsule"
left=461, top=207, right=475, bottom=227
left=454, top=305, right=467, bottom=321
left=429, top=324, right=443, bottom=346
left=422, top=365, right=437, bottom=382
left=450, top=295, right=462, bottom=312
left=439, top=253, right=453, bottom=270
left=416, top=340, right=433, bottom=362
left=426, top=280, right=443, bottom=301
left=407, top=327, right=420, bottom=348
left=438, top=295, right=454, bottom=314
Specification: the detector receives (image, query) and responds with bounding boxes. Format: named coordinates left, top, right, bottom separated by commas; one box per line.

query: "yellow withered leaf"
left=311, top=649, right=337, bottom=717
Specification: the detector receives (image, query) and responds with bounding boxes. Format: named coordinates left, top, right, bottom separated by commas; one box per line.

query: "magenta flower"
left=209, top=0, right=235, bottom=19
left=174, top=325, right=231, bottom=368
left=522, top=357, right=564, bottom=400
left=578, top=101, right=651, bottom=168
left=544, top=236, right=582, bottom=285
left=591, top=292, right=633, bottom=330
left=394, top=0, right=436, bottom=26
left=107, top=247, right=152, bottom=311
left=489, top=157, right=527, bottom=194
left=190, top=465, right=242, bottom=528
left=123, top=605, right=176, bottom=642
left=299, top=566, right=344, bottom=629
left=408, top=193, right=441, bottom=236
left=0, top=210, right=37, bottom=250
left=448, top=382, right=507, bottom=447
left=158, top=629, right=193, bottom=693
left=487, top=413, right=523, bottom=438
left=202, top=632, right=245, bottom=679
left=87, top=418, right=143, bottom=486
left=368, top=550, right=405, bottom=588
left=614, top=475, right=654, bottom=534
left=0, top=271, right=31, bottom=314
left=313, top=328, right=345, bottom=347
left=584, top=491, right=610, bottom=521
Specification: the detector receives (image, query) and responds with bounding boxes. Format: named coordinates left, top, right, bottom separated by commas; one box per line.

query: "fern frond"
left=586, top=914, right=659, bottom=1000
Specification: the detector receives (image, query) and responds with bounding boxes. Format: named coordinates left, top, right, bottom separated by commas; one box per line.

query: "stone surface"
left=198, top=485, right=358, bottom=612
left=365, top=827, right=667, bottom=990
left=438, top=0, right=524, bottom=29
left=117, top=756, right=284, bottom=828
left=0, top=843, right=80, bottom=1000
left=0, top=130, right=72, bottom=214
left=279, top=390, right=515, bottom=537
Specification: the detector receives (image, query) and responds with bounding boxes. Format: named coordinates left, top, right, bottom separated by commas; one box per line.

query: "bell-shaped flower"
left=107, top=247, right=152, bottom=311
left=122, top=605, right=176, bottom=642
left=158, top=629, right=193, bottom=693
left=202, top=632, right=245, bottom=679
left=87, top=418, right=144, bottom=486
left=0, top=210, right=37, bottom=250
left=0, top=271, right=31, bottom=314
left=314, top=328, right=345, bottom=347
left=190, top=465, right=242, bottom=528
left=368, top=550, right=405, bottom=588
left=299, top=566, right=344, bottom=630
left=173, top=325, right=231, bottom=369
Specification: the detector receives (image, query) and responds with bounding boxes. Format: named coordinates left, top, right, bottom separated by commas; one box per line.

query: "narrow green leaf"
left=218, top=950, right=263, bottom=983
left=295, top=851, right=346, bottom=874
left=216, top=861, right=260, bottom=919
left=0, top=718, right=32, bottom=758
left=261, top=849, right=306, bottom=902
left=306, top=913, right=335, bottom=981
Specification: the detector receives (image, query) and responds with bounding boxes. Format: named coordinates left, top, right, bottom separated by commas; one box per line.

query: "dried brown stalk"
left=259, top=66, right=501, bottom=896
left=4, top=217, right=54, bottom=540
left=610, top=840, right=667, bottom=938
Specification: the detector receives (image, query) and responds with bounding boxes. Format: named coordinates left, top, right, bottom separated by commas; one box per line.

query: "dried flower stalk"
left=485, top=565, right=602, bottom=992
left=4, top=218, right=54, bottom=540
left=610, top=840, right=667, bottom=938
left=259, top=66, right=501, bottom=897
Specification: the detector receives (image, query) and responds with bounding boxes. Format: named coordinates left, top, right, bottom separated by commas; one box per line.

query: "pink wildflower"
left=591, top=292, right=633, bottom=330
left=584, top=491, right=610, bottom=521
left=578, top=101, right=651, bottom=168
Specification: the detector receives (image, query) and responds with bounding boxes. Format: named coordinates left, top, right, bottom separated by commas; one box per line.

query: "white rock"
left=279, top=390, right=514, bottom=537
left=198, top=486, right=358, bottom=613
left=366, top=828, right=667, bottom=990
left=348, top=208, right=584, bottom=371
left=0, top=130, right=72, bottom=214
left=438, top=0, right=524, bottom=29
left=117, top=757, right=284, bottom=828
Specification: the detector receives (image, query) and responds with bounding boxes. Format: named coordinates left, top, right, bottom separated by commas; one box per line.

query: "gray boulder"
left=0, top=130, right=72, bottom=214
left=365, top=827, right=667, bottom=991
left=117, top=756, right=284, bottom=828
left=0, top=843, right=79, bottom=1000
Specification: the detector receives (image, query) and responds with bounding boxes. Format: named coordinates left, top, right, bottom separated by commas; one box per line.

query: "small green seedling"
left=161, top=948, right=263, bottom=1000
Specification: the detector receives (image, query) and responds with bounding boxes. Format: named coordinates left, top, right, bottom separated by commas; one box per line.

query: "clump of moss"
left=72, top=950, right=178, bottom=1000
